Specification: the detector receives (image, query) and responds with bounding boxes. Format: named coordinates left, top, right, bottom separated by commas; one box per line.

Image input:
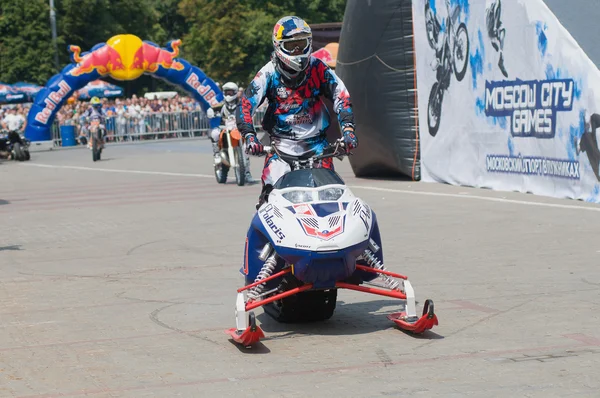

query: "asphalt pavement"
left=1, top=139, right=599, bottom=397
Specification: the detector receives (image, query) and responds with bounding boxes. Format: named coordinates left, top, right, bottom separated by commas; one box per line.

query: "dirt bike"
left=89, top=120, right=105, bottom=162
left=214, top=116, right=247, bottom=186
left=425, top=0, right=470, bottom=136
left=0, top=129, right=30, bottom=161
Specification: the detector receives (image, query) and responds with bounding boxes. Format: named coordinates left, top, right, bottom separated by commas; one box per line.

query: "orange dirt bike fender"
left=219, top=128, right=242, bottom=148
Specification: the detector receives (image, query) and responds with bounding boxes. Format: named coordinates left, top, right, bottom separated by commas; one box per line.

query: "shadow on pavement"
left=255, top=299, right=444, bottom=341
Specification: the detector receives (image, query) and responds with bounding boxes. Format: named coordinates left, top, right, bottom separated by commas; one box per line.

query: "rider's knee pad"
left=209, top=128, right=221, bottom=143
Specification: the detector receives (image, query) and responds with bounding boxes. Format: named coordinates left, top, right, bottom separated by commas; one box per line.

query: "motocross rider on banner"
left=236, top=15, right=358, bottom=209
left=207, top=82, right=255, bottom=183
left=84, top=96, right=107, bottom=147
left=486, top=0, right=508, bottom=78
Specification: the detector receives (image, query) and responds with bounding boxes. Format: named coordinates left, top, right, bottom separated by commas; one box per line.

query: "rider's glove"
left=342, top=129, right=358, bottom=152
left=245, top=133, right=264, bottom=156
left=206, top=107, right=222, bottom=119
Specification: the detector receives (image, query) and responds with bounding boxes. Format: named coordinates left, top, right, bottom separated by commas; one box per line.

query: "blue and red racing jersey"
left=84, top=107, right=106, bottom=124
left=237, top=56, right=355, bottom=156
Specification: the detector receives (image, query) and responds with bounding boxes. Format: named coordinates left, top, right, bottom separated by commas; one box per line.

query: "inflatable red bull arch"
left=25, top=34, right=224, bottom=142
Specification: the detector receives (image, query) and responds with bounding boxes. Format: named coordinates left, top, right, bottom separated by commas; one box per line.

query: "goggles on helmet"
left=280, top=36, right=311, bottom=56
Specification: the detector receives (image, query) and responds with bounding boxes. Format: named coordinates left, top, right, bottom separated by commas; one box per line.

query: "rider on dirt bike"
left=207, top=82, right=255, bottom=183
left=575, top=108, right=600, bottom=182
left=83, top=97, right=107, bottom=147
left=486, top=0, right=508, bottom=77
left=236, top=15, right=358, bottom=209
left=428, top=0, right=457, bottom=66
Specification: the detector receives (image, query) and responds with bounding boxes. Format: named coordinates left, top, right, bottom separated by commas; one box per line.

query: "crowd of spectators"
left=59, top=94, right=210, bottom=143
left=0, top=105, right=29, bottom=133
left=1, top=85, right=266, bottom=144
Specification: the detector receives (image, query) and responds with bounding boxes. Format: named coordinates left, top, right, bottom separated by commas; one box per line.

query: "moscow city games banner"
left=413, top=0, right=600, bottom=203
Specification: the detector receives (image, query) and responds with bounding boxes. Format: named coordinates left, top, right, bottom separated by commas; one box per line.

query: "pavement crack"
left=581, top=278, right=600, bottom=286
left=413, top=299, right=534, bottom=351
left=149, top=303, right=222, bottom=347
left=116, top=291, right=182, bottom=305
left=126, top=239, right=168, bottom=256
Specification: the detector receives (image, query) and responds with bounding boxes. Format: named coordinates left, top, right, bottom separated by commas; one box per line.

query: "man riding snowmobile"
left=235, top=15, right=358, bottom=209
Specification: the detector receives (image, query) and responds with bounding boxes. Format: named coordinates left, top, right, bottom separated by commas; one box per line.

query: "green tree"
left=0, top=0, right=61, bottom=85
left=251, top=0, right=347, bottom=24
left=179, top=0, right=346, bottom=86
left=57, top=0, right=158, bottom=51
left=149, top=0, right=189, bottom=45
left=57, top=0, right=160, bottom=96
left=1, top=0, right=346, bottom=95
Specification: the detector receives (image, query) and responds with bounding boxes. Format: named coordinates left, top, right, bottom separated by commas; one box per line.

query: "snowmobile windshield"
left=273, top=168, right=345, bottom=190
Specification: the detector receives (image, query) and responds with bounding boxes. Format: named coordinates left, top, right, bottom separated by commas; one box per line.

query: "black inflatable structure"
left=337, top=0, right=419, bottom=180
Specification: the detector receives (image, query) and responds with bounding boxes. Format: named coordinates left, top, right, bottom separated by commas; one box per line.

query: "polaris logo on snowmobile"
left=261, top=204, right=286, bottom=239
left=484, top=78, right=574, bottom=139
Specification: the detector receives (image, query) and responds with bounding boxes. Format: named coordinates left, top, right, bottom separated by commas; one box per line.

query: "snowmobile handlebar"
left=260, top=139, right=350, bottom=160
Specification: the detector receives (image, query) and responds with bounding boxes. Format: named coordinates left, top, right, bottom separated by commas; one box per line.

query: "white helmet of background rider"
left=222, top=82, right=239, bottom=105
left=272, top=16, right=313, bottom=87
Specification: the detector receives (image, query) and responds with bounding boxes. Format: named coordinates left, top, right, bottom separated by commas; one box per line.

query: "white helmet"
left=222, top=82, right=239, bottom=104
left=272, top=16, right=312, bottom=86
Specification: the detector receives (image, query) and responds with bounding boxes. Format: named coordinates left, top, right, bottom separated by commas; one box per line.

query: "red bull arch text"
left=34, top=80, right=72, bottom=124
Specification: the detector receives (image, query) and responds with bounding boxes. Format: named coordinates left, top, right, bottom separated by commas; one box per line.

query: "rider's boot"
left=245, top=170, right=255, bottom=184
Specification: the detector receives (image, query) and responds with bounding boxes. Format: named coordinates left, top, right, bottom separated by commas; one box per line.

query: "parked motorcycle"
left=214, top=115, right=247, bottom=186
left=0, top=129, right=31, bottom=161
left=425, top=0, right=470, bottom=136
left=226, top=141, right=438, bottom=347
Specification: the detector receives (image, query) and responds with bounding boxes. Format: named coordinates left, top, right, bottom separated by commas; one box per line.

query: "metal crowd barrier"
left=51, top=109, right=267, bottom=147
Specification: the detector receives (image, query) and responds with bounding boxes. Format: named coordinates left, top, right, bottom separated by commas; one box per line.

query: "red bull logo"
left=131, top=40, right=185, bottom=73
left=70, top=44, right=126, bottom=77
left=35, top=80, right=72, bottom=124
left=68, top=35, right=186, bottom=81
